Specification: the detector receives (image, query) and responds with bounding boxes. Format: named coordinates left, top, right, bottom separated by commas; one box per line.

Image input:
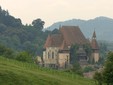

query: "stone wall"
left=58, top=52, right=70, bottom=68
left=93, top=53, right=99, bottom=62
left=43, top=47, right=59, bottom=68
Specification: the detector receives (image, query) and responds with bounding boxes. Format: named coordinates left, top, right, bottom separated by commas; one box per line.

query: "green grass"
left=0, top=57, right=95, bottom=85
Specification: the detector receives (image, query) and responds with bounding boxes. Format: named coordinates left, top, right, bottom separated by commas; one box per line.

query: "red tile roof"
left=60, top=26, right=88, bottom=45
left=91, top=39, right=99, bottom=50
left=44, top=34, right=63, bottom=48
left=60, top=40, right=69, bottom=50
left=44, top=26, right=88, bottom=48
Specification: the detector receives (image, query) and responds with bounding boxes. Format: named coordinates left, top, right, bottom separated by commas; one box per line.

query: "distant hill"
left=0, top=57, right=95, bottom=85
left=45, top=16, right=113, bottom=41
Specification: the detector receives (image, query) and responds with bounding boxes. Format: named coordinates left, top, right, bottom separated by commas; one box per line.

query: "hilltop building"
left=42, top=26, right=100, bottom=69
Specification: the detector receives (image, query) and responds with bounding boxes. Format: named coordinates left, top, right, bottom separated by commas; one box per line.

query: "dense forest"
left=0, top=7, right=53, bottom=56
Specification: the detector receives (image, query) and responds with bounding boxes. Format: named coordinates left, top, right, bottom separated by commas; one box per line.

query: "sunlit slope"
left=0, top=57, right=95, bottom=85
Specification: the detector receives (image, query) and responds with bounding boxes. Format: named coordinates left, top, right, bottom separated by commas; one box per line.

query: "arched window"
left=52, top=52, right=54, bottom=59
left=67, top=55, right=69, bottom=62
left=48, top=52, right=50, bottom=59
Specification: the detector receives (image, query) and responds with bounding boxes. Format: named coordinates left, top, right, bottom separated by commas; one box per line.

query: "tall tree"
left=32, top=18, right=45, bottom=31
left=103, top=52, right=113, bottom=85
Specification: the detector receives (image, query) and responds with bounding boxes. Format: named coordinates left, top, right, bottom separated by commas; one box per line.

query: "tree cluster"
left=0, top=6, right=22, bottom=27
left=0, top=44, right=14, bottom=59
left=0, top=44, right=33, bottom=63
left=0, top=7, right=51, bottom=56
left=93, top=52, right=113, bottom=85
left=69, top=44, right=92, bottom=75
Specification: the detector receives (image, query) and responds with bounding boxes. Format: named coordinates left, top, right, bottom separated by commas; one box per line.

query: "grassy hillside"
left=0, top=57, right=95, bottom=85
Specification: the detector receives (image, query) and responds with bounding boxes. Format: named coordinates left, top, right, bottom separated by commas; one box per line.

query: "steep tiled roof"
left=44, top=26, right=88, bottom=48
left=91, top=39, right=99, bottom=49
left=60, top=40, right=69, bottom=50
left=60, top=26, right=88, bottom=46
left=44, top=34, right=63, bottom=48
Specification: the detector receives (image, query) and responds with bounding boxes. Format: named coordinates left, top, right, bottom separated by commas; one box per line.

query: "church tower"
left=91, top=31, right=100, bottom=63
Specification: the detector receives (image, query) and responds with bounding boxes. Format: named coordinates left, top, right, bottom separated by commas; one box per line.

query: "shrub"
left=83, top=66, right=94, bottom=73
left=16, top=51, right=33, bottom=63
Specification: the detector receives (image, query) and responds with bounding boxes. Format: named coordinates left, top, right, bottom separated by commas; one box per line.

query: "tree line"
left=0, top=6, right=52, bottom=57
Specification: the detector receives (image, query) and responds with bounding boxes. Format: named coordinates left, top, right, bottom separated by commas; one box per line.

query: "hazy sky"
left=0, top=0, right=113, bottom=27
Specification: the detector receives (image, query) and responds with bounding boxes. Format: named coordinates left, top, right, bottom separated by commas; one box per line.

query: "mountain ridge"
left=45, top=16, right=113, bottom=41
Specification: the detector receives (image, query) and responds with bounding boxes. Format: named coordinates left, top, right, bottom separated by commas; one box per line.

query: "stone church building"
left=42, top=26, right=99, bottom=69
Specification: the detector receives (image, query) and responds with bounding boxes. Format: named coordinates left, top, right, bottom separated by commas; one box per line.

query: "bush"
left=83, top=66, right=94, bottom=73
left=0, top=44, right=14, bottom=59
left=93, top=71, right=103, bottom=85
left=71, top=62, right=83, bottom=76
left=16, top=51, right=33, bottom=63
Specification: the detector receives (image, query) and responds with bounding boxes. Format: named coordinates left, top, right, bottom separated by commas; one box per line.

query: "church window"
left=66, top=55, right=69, bottom=62
left=48, top=52, right=50, bottom=59
left=52, top=52, right=54, bottom=59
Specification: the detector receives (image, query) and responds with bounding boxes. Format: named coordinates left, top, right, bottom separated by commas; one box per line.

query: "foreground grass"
left=0, top=57, right=95, bottom=85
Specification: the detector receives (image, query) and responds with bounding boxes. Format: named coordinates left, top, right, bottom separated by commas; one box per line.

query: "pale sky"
left=0, top=0, right=113, bottom=27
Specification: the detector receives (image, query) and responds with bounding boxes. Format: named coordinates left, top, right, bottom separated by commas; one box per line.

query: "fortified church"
left=42, top=26, right=99, bottom=69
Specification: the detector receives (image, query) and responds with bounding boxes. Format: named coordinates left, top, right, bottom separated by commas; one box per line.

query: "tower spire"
left=91, top=29, right=100, bottom=63
left=92, top=30, right=96, bottom=39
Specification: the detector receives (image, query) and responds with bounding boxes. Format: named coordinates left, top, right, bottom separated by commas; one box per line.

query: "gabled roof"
left=44, top=26, right=88, bottom=48
left=60, top=40, right=69, bottom=50
left=44, top=34, right=63, bottom=48
left=59, top=26, right=88, bottom=46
